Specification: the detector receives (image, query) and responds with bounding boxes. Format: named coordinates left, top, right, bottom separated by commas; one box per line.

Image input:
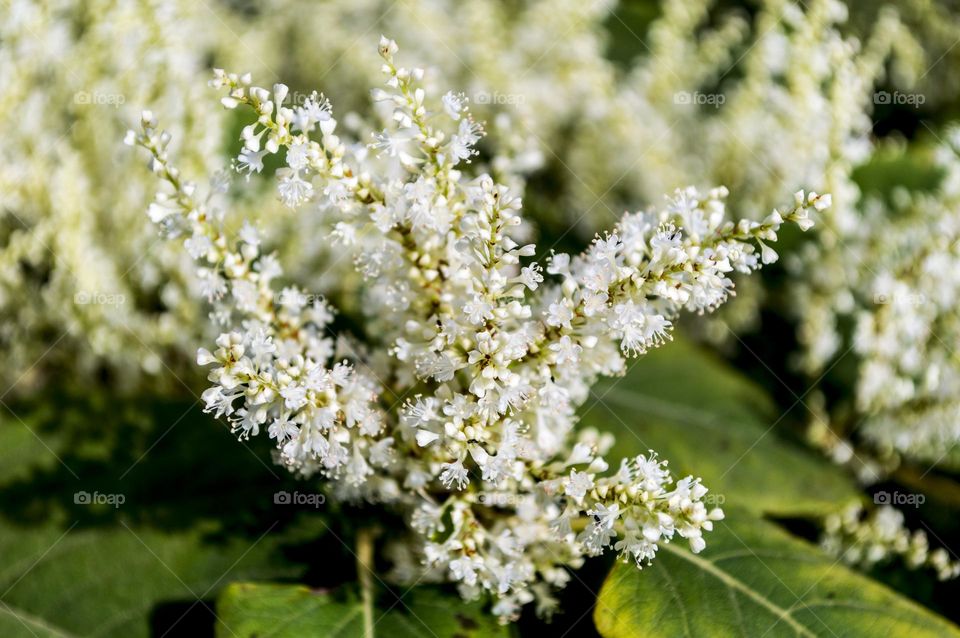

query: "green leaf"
left=582, top=336, right=859, bottom=516
left=594, top=508, right=960, bottom=638
left=215, top=582, right=511, bottom=638
left=0, top=522, right=298, bottom=638
left=0, top=403, right=303, bottom=637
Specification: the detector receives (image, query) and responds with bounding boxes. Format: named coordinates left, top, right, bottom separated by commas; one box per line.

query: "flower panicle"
left=130, top=36, right=828, bottom=622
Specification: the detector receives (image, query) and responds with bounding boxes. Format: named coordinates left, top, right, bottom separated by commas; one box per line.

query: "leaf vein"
left=662, top=543, right=816, bottom=638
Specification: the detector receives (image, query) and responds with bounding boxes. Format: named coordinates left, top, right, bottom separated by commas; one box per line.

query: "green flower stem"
left=357, top=527, right=376, bottom=638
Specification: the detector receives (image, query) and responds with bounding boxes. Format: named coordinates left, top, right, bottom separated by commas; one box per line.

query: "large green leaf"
left=594, top=508, right=960, bottom=638
left=582, top=336, right=859, bottom=516
left=215, top=582, right=510, bottom=638
left=0, top=522, right=297, bottom=638
left=0, top=402, right=304, bottom=637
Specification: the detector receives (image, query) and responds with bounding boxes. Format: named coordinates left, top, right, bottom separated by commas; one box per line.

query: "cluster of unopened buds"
left=128, top=37, right=825, bottom=620
left=822, top=503, right=960, bottom=581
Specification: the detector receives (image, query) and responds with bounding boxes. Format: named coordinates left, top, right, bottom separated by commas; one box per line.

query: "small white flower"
left=563, top=470, right=593, bottom=503
left=449, top=118, right=482, bottom=164
left=442, top=91, right=467, bottom=120
left=549, top=335, right=582, bottom=366
left=546, top=300, right=574, bottom=329
left=440, top=459, right=469, bottom=489
left=237, top=147, right=266, bottom=177
left=184, top=233, right=212, bottom=259
left=277, top=170, right=313, bottom=208
left=286, top=142, right=310, bottom=171
left=280, top=385, right=309, bottom=411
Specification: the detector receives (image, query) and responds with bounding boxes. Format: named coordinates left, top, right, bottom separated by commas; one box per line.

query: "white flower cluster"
left=129, top=37, right=823, bottom=620
left=794, top=130, right=960, bottom=470
left=0, top=0, right=930, bottom=399
left=231, top=0, right=923, bottom=350
left=284, top=2, right=885, bottom=201
left=126, top=108, right=386, bottom=480
left=0, top=0, right=257, bottom=395
left=822, top=503, right=960, bottom=581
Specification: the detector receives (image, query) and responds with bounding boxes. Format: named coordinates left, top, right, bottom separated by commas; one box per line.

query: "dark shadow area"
left=150, top=600, right=217, bottom=637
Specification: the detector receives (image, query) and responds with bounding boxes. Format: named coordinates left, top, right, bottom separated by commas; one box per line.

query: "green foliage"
left=0, top=347, right=955, bottom=637
left=0, top=522, right=296, bottom=638
left=216, top=583, right=511, bottom=638
left=583, top=337, right=860, bottom=516
left=0, top=401, right=305, bottom=637
left=594, top=507, right=960, bottom=638
left=851, top=143, right=943, bottom=204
